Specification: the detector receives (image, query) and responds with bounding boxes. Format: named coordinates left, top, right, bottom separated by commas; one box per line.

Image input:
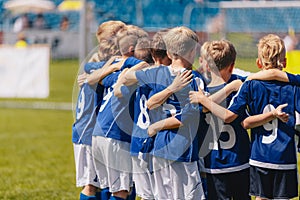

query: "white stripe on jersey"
left=249, top=159, right=297, bottom=170
left=204, top=163, right=249, bottom=174
left=295, top=110, right=300, bottom=132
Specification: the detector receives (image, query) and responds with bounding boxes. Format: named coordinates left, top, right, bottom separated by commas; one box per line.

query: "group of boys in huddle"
left=72, top=20, right=300, bottom=200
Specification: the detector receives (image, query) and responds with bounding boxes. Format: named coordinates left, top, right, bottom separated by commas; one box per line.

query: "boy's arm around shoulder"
left=147, top=70, right=193, bottom=110
left=242, top=103, right=289, bottom=129
left=148, top=116, right=182, bottom=137
left=114, top=61, right=149, bottom=97
left=247, top=69, right=300, bottom=86
left=189, top=87, right=238, bottom=123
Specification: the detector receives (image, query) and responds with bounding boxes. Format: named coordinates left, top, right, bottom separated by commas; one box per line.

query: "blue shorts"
left=250, top=165, right=298, bottom=199
left=206, top=168, right=250, bottom=200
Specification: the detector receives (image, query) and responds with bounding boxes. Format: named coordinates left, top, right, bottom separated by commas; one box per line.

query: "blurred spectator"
left=15, top=32, right=28, bottom=48
left=33, top=14, right=46, bottom=29
left=13, top=14, right=30, bottom=33
left=283, top=27, right=298, bottom=52
left=60, top=16, right=69, bottom=31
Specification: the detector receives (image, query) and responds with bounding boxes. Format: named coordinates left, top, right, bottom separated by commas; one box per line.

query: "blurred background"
left=0, top=0, right=299, bottom=199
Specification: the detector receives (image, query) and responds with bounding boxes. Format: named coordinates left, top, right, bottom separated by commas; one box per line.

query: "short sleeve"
left=135, top=67, right=161, bottom=87
left=84, top=61, right=105, bottom=74
left=121, top=57, right=142, bottom=70
left=287, top=72, right=300, bottom=86
left=228, top=80, right=250, bottom=115
left=102, top=72, right=119, bottom=88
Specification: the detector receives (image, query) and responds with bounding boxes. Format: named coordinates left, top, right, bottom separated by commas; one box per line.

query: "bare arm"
left=189, top=89, right=238, bottom=123
left=242, top=103, right=289, bottom=129
left=209, top=79, right=242, bottom=104
left=147, top=70, right=193, bottom=110
left=87, top=56, right=123, bottom=85
left=148, top=116, right=182, bottom=137
left=114, top=61, right=150, bottom=97
left=88, top=52, right=100, bottom=62
left=247, top=69, right=289, bottom=82
left=122, top=61, right=150, bottom=86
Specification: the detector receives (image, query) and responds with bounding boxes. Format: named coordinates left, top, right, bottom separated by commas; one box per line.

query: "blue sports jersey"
left=135, top=66, right=206, bottom=162
left=130, top=83, right=158, bottom=156
left=92, top=57, right=143, bottom=143
left=287, top=72, right=300, bottom=86
left=202, top=74, right=250, bottom=174
left=228, top=79, right=300, bottom=170
left=72, top=61, right=106, bottom=145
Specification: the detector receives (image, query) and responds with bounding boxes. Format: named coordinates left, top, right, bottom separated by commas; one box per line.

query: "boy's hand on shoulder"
left=77, top=72, right=88, bottom=87
left=168, top=70, right=193, bottom=93
left=189, top=85, right=208, bottom=104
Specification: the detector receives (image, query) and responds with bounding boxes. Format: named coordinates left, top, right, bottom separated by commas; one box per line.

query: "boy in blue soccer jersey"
left=146, top=40, right=248, bottom=200
left=91, top=28, right=149, bottom=200
left=114, top=30, right=196, bottom=200
left=120, top=30, right=171, bottom=200
left=247, top=68, right=300, bottom=154
left=189, top=34, right=299, bottom=200
left=116, top=26, right=207, bottom=200
left=196, top=39, right=251, bottom=200
left=73, top=36, right=125, bottom=200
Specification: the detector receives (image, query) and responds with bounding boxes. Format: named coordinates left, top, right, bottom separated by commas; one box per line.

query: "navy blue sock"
left=126, top=186, right=136, bottom=200
left=99, top=188, right=111, bottom=200
left=80, top=192, right=97, bottom=200
left=95, top=191, right=101, bottom=200
left=109, top=196, right=125, bottom=200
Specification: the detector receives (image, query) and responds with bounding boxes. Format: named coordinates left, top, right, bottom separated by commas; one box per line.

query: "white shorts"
left=152, top=157, right=205, bottom=200
left=73, top=143, right=100, bottom=188
left=132, top=156, right=155, bottom=199
left=92, top=136, right=133, bottom=193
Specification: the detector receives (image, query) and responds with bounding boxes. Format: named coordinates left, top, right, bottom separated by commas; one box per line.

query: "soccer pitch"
left=0, top=58, right=299, bottom=199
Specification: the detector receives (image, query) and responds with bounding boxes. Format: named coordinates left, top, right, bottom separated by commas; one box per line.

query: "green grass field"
left=0, top=58, right=299, bottom=199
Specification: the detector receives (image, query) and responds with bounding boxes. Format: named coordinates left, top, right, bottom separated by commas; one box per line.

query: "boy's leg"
left=171, top=161, right=205, bottom=200
left=74, top=144, right=100, bottom=198
left=126, top=184, right=136, bottom=200
left=80, top=193, right=97, bottom=200
left=153, top=157, right=205, bottom=200
left=206, top=173, right=230, bottom=200
left=250, top=166, right=298, bottom=199
left=132, top=156, right=155, bottom=200
left=229, top=168, right=251, bottom=200
left=96, top=187, right=111, bottom=200
left=93, top=136, right=133, bottom=199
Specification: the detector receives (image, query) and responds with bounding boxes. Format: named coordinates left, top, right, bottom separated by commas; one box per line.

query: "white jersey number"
left=262, top=104, right=278, bottom=144
left=137, top=94, right=150, bottom=129
left=206, top=113, right=236, bottom=150
left=76, top=88, right=85, bottom=120
left=99, top=85, right=115, bottom=113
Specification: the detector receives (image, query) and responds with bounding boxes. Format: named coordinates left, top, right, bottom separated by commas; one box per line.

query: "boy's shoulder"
left=84, top=61, right=106, bottom=73
left=140, top=64, right=168, bottom=72
left=229, top=73, right=247, bottom=82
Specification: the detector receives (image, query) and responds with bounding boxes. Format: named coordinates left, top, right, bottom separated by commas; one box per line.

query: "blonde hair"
left=97, top=38, right=121, bottom=61
left=200, top=41, right=211, bottom=60
left=163, top=26, right=199, bottom=59
left=257, top=34, right=286, bottom=70
left=151, top=29, right=169, bottom=60
left=125, top=25, right=149, bottom=38
left=134, top=37, right=154, bottom=64
left=207, top=40, right=236, bottom=71
left=96, top=20, right=126, bottom=43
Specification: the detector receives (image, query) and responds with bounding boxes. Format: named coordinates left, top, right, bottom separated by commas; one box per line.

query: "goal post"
left=213, top=1, right=300, bottom=58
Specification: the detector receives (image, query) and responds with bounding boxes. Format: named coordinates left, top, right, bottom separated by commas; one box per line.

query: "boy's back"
left=229, top=79, right=299, bottom=168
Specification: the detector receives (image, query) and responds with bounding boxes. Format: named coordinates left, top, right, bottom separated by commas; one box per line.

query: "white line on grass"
left=0, top=101, right=73, bottom=111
